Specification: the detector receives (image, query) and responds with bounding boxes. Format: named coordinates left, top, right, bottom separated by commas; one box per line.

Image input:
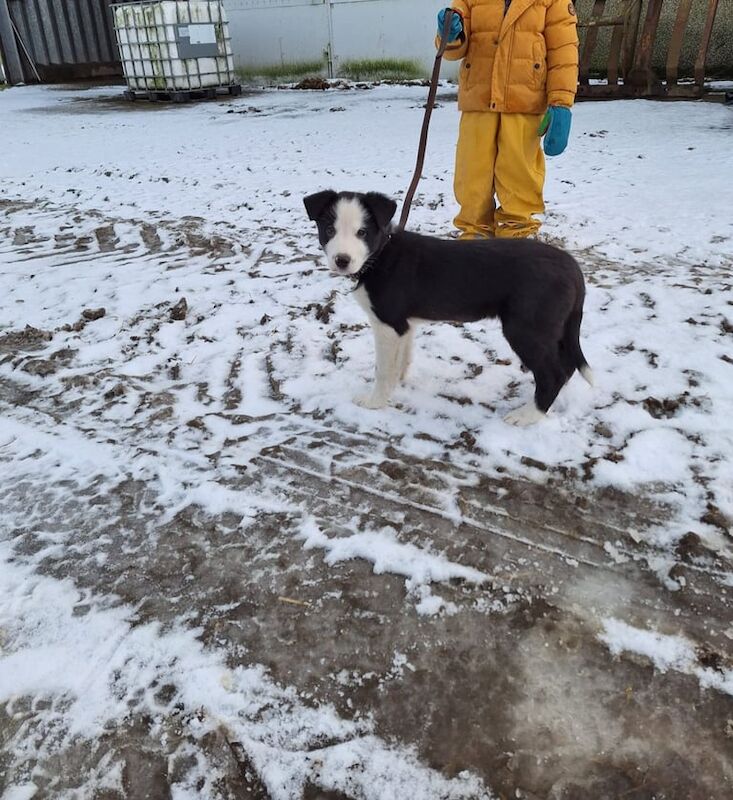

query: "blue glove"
left=540, top=106, right=572, bottom=156
left=437, top=8, right=463, bottom=42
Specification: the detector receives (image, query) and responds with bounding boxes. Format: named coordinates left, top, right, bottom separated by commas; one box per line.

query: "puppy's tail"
left=563, top=306, right=594, bottom=386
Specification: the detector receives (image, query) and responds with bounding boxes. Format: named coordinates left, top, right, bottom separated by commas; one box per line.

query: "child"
left=436, top=1, right=578, bottom=238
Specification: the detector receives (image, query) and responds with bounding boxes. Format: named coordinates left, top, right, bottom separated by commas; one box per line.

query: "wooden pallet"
left=123, top=85, right=242, bottom=103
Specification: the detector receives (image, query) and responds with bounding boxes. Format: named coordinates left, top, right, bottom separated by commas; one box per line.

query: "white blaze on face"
left=325, top=198, right=370, bottom=275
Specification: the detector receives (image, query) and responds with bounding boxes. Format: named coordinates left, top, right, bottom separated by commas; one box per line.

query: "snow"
left=297, top=517, right=487, bottom=587
left=297, top=517, right=485, bottom=616
left=0, top=541, right=491, bottom=799
left=599, top=618, right=733, bottom=697
left=1, top=82, right=733, bottom=795
left=2, top=787, right=38, bottom=800
left=1, top=84, right=731, bottom=270
left=592, top=427, right=694, bottom=487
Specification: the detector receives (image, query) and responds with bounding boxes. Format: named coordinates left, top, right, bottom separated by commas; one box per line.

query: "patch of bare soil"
left=2, top=447, right=732, bottom=798
left=1, top=203, right=732, bottom=799
left=0, top=326, right=53, bottom=354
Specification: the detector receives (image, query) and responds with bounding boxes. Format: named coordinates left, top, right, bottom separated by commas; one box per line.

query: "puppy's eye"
left=357, top=228, right=367, bottom=238
left=325, top=225, right=335, bottom=237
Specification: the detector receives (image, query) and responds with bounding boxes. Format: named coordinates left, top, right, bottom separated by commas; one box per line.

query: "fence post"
left=628, top=0, right=664, bottom=95
left=325, top=0, right=335, bottom=78
left=621, top=0, right=642, bottom=84
left=694, top=0, right=720, bottom=90
left=579, top=0, right=607, bottom=86
left=666, top=0, right=692, bottom=88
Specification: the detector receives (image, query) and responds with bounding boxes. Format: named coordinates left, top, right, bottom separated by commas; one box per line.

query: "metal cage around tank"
left=110, top=0, right=240, bottom=100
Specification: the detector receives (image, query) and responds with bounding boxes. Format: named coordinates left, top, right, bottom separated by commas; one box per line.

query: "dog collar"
left=352, top=234, right=393, bottom=283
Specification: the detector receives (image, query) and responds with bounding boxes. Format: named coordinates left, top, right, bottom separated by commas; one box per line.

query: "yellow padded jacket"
left=439, top=0, right=579, bottom=114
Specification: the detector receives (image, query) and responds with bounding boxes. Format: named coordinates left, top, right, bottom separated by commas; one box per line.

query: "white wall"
left=224, top=0, right=459, bottom=78
left=225, top=0, right=329, bottom=69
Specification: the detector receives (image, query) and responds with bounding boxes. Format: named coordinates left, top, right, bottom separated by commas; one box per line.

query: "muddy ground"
left=1, top=193, right=732, bottom=800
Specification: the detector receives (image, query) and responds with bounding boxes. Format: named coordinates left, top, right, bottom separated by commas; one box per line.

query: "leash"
left=397, top=9, right=456, bottom=231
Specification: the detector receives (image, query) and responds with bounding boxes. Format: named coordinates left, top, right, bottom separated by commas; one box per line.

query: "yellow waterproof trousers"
left=453, top=111, right=545, bottom=239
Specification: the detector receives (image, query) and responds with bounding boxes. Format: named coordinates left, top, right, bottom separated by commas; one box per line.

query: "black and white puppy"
left=304, top=190, right=592, bottom=426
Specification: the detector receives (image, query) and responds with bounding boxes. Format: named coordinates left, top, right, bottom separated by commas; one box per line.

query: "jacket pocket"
left=463, top=41, right=482, bottom=89
left=532, top=40, right=547, bottom=88
left=464, top=55, right=494, bottom=90
left=463, top=57, right=475, bottom=88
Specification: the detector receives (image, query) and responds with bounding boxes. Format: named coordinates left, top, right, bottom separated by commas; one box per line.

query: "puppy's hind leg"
left=505, top=358, right=566, bottom=426
left=354, top=319, right=403, bottom=409
left=504, top=401, right=546, bottom=427
left=502, top=325, right=567, bottom=426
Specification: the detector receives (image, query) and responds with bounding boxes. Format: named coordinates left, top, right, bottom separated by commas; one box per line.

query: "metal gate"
left=224, top=0, right=438, bottom=78
left=0, top=0, right=120, bottom=84
left=578, top=0, right=724, bottom=99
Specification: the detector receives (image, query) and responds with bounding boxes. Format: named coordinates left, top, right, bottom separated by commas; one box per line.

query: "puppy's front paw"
left=354, top=392, right=388, bottom=410
left=504, top=402, right=545, bottom=427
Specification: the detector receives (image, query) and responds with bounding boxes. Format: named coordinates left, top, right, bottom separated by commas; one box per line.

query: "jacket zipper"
left=504, top=24, right=515, bottom=108
left=499, top=0, right=515, bottom=108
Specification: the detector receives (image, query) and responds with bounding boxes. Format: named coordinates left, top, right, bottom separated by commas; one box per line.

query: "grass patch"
left=339, top=58, right=424, bottom=81
left=236, top=60, right=325, bottom=84
left=236, top=56, right=426, bottom=86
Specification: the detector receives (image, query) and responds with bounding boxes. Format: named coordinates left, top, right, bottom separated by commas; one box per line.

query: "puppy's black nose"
left=335, top=254, right=351, bottom=270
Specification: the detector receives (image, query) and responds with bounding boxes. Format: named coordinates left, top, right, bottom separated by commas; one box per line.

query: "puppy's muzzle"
left=334, top=254, right=351, bottom=271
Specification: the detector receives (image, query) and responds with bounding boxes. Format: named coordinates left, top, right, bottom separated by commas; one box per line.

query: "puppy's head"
left=303, top=190, right=397, bottom=276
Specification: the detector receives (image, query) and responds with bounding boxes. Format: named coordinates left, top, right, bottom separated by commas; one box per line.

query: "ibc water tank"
left=112, top=1, right=239, bottom=98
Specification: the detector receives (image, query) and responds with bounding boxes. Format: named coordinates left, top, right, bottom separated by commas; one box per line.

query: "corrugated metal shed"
left=0, top=0, right=121, bottom=84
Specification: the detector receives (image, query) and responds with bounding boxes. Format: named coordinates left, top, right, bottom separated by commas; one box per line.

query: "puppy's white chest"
left=353, top=284, right=424, bottom=330
left=352, top=284, right=374, bottom=318
left=352, top=283, right=399, bottom=340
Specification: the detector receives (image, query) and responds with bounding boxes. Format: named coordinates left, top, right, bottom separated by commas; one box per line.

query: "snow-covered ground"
left=1, top=84, right=732, bottom=799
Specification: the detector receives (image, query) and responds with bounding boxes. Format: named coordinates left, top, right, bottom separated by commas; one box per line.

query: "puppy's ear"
left=362, top=192, right=397, bottom=229
left=304, top=190, right=337, bottom=222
